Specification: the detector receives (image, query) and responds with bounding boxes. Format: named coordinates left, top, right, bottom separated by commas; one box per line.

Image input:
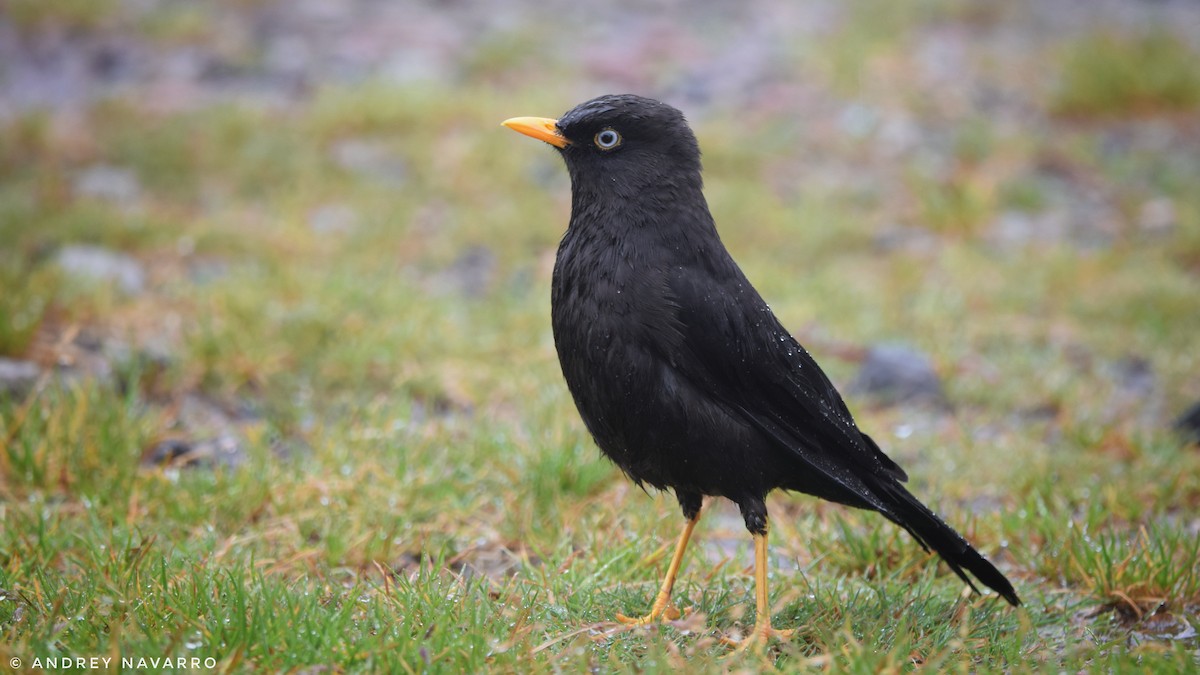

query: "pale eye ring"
left=594, top=129, right=622, bottom=150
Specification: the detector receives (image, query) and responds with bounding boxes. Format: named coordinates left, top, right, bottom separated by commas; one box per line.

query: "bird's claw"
left=720, top=623, right=795, bottom=652
left=615, top=605, right=683, bottom=625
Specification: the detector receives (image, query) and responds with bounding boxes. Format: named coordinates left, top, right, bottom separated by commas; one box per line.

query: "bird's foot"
left=614, top=603, right=683, bottom=626
left=720, top=621, right=795, bottom=652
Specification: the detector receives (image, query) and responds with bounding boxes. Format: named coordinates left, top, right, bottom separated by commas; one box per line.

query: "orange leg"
left=616, top=514, right=700, bottom=625
left=722, top=525, right=795, bottom=650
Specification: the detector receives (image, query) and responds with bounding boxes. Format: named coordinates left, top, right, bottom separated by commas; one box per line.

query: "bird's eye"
left=594, top=129, right=622, bottom=150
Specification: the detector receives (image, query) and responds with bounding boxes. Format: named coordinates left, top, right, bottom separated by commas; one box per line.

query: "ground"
left=1, top=0, right=1199, bottom=671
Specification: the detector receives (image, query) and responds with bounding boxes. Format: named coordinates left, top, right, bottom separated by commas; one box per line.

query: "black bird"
left=503, top=95, right=1020, bottom=646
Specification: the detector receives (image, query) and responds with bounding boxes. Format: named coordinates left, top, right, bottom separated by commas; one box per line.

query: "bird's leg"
left=615, top=513, right=700, bottom=625
left=721, top=519, right=795, bottom=650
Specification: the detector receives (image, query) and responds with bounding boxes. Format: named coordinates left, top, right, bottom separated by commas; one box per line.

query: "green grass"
left=1052, top=29, right=1200, bottom=119
left=5, top=0, right=118, bottom=31
left=3, top=6, right=1200, bottom=672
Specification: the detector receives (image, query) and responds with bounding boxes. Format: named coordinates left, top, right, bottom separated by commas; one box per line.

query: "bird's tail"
left=871, top=478, right=1021, bottom=606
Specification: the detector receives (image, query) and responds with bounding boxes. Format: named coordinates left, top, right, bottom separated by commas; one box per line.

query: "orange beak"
left=502, top=116, right=568, bottom=148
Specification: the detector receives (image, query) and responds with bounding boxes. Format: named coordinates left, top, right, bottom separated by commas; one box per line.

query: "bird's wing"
left=658, top=264, right=907, bottom=492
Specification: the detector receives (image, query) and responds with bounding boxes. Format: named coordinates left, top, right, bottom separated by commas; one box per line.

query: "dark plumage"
left=504, top=95, right=1019, bottom=644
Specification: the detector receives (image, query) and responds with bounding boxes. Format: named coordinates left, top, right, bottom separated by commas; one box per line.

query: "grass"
left=5, top=0, right=118, bottom=31
left=3, top=4, right=1200, bottom=672
left=1052, top=29, right=1200, bottom=119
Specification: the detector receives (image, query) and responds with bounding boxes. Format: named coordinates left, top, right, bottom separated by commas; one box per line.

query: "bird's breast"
left=547, top=226, right=785, bottom=497
left=550, top=230, right=665, bottom=460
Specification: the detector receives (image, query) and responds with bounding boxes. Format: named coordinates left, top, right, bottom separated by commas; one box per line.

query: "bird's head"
left=503, top=94, right=703, bottom=197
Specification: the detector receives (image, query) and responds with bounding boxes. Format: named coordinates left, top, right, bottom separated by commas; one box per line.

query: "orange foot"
left=720, top=621, right=796, bottom=652
left=615, top=605, right=683, bottom=626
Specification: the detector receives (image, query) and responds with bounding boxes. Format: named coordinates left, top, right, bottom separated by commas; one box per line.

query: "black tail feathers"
left=874, top=479, right=1021, bottom=607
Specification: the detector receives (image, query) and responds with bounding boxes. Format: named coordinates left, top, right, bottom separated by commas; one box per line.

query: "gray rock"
left=308, top=203, right=359, bottom=235
left=72, top=165, right=141, bottom=207
left=986, top=209, right=1069, bottom=250
left=1103, top=355, right=1162, bottom=427
left=142, top=434, right=246, bottom=469
left=0, top=358, right=41, bottom=398
left=1175, top=401, right=1200, bottom=447
left=848, top=343, right=947, bottom=407
left=44, top=330, right=118, bottom=390
left=142, top=393, right=260, bottom=470
left=330, top=138, right=408, bottom=185
left=873, top=223, right=940, bottom=254
left=177, top=393, right=246, bottom=437
left=187, top=257, right=230, bottom=285
left=838, top=103, right=878, bottom=139
left=1109, top=356, right=1155, bottom=397
left=1137, top=198, right=1176, bottom=236
left=55, top=245, right=147, bottom=295
left=423, top=245, right=497, bottom=299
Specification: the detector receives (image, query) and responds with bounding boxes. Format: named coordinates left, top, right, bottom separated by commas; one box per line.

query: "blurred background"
left=3, top=0, right=1198, bottom=459
left=1, top=0, right=1199, bottom=669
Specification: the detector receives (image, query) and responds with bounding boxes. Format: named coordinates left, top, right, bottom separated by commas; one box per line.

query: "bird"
left=502, top=94, right=1020, bottom=648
